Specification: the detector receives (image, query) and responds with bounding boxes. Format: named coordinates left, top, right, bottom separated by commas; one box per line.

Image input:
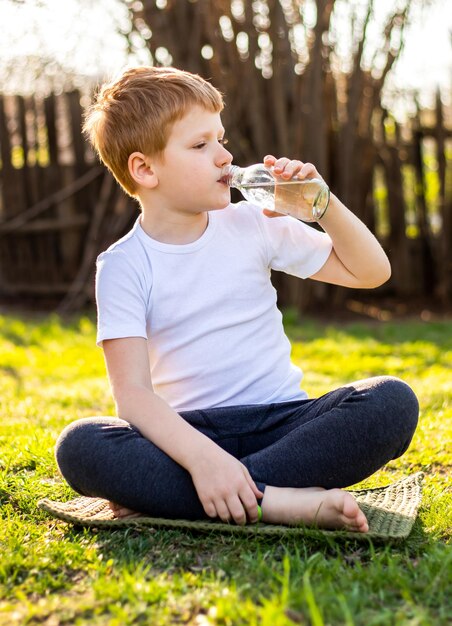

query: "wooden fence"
left=0, top=91, right=138, bottom=311
left=0, top=89, right=450, bottom=312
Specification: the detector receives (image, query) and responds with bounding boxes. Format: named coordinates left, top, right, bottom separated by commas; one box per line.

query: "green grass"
left=0, top=311, right=451, bottom=625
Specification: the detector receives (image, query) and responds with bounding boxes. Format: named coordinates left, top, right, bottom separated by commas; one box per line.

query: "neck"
left=139, top=204, right=209, bottom=245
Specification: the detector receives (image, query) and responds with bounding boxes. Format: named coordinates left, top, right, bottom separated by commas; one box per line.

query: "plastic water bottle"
left=221, top=163, right=330, bottom=222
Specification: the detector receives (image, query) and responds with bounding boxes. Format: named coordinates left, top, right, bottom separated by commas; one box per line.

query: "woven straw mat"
left=39, top=472, right=423, bottom=541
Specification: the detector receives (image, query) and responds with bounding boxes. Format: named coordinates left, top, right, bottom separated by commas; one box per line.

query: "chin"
left=211, top=200, right=230, bottom=211
left=208, top=194, right=230, bottom=211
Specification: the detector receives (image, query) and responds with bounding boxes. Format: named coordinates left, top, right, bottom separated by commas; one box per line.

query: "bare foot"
left=261, top=486, right=369, bottom=533
left=108, top=501, right=142, bottom=519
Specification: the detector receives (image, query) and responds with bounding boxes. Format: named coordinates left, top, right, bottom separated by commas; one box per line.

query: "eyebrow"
left=197, top=128, right=225, bottom=138
left=184, top=126, right=226, bottom=146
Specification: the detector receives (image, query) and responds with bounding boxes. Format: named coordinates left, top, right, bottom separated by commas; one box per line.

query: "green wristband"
left=257, top=505, right=263, bottom=522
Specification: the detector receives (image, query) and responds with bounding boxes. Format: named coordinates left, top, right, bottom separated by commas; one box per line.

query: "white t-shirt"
left=96, top=202, right=332, bottom=411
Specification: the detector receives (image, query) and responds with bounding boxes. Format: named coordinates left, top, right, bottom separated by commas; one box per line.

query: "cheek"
left=183, top=166, right=212, bottom=194
left=158, top=155, right=212, bottom=197
left=187, top=161, right=207, bottom=180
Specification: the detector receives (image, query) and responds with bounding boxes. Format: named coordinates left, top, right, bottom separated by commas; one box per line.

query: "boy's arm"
left=263, top=155, right=391, bottom=289
left=308, top=193, right=391, bottom=288
left=102, top=337, right=263, bottom=524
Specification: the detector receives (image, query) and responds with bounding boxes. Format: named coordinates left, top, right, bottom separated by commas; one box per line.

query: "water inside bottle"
left=239, top=179, right=326, bottom=222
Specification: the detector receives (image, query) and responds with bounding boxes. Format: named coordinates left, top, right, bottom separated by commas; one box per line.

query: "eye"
left=219, top=137, right=228, bottom=146
left=193, top=142, right=206, bottom=150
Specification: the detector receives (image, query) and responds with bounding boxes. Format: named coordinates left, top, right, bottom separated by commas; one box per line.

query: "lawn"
left=0, top=311, right=450, bottom=625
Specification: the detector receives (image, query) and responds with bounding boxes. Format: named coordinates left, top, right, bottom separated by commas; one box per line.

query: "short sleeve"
left=95, top=248, right=150, bottom=346
left=256, top=210, right=333, bottom=279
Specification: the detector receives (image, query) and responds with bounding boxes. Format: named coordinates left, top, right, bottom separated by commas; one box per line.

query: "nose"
left=217, top=144, right=233, bottom=167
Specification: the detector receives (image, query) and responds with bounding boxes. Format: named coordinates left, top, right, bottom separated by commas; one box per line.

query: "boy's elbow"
left=378, top=258, right=392, bottom=286
left=365, top=260, right=391, bottom=289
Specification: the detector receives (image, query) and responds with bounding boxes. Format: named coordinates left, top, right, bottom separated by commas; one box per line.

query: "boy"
left=56, top=67, right=418, bottom=531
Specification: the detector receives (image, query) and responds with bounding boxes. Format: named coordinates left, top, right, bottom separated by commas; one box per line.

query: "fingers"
left=242, top=465, right=264, bottom=499
left=227, top=465, right=264, bottom=525
left=227, top=496, right=248, bottom=526
left=274, top=159, right=296, bottom=179
left=220, top=491, right=259, bottom=526
left=262, top=208, right=284, bottom=219
left=201, top=473, right=262, bottom=525
left=240, top=491, right=260, bottom=524
left=204, top=497, right=246, bottom=525
left=215, top=500, right=236, bottom=524
left=194, top=458, right=263, bottom=526
left=263, top=154, right=276, bottom=166
left=263, top=155, right=321, bottom=181
left=299, top=162, right=319, bottom=179
left=265, top=155, right=298, bottom=178
left=203, top=500, right=218, bottom=519
left=242, top=470, right=263, bottom=523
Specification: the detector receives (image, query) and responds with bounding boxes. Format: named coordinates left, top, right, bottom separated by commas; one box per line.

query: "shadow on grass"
left=56, top=514, right=433, bottom=582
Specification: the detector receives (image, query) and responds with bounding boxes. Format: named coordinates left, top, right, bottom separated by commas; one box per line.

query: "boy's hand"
left=262, top=154, right=322, bottom=218
left=189, top=448, right=264, bottom=525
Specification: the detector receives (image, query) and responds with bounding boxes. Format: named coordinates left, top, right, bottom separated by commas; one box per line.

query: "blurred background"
left=0, top=0, right=450, bottom=318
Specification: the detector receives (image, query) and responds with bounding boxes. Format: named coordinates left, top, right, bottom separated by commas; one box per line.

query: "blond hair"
left=83, top=66, right=224, bottom=196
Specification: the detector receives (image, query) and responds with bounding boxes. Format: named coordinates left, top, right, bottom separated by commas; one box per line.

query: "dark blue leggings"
left=55, top=376, right=418, bottom=520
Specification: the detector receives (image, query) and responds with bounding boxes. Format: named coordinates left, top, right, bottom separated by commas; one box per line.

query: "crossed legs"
left=55, top=377, right=418, bottom=531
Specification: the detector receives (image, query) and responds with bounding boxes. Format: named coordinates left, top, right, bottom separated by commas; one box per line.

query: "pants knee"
left=55, top=419, right=91, bottom=493
left=55, top=417, right=118, bottom=495
left=375, top=376, right=419, bottom=454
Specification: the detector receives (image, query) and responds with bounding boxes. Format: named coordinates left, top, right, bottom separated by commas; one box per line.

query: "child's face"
left=152, top=105, right=233, bottom=214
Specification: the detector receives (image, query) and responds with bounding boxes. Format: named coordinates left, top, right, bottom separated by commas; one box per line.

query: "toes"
left=339, top=493, right=369, bottom=533
left=342, top=495, right=364, bottom=519
left=117, top=508, right=139, bottom=518
left=341, top=493, right=360, bottom=517
left=109, top=503, right=140, bottom=518
left=342, top=517, right=369, bottom=533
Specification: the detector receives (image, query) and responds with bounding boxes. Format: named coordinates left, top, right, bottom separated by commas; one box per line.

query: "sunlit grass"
left=0, top=311, right=451, bottom=625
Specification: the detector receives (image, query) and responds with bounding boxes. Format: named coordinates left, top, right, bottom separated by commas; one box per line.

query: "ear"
left=128, top=152, right=159, bottom=189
